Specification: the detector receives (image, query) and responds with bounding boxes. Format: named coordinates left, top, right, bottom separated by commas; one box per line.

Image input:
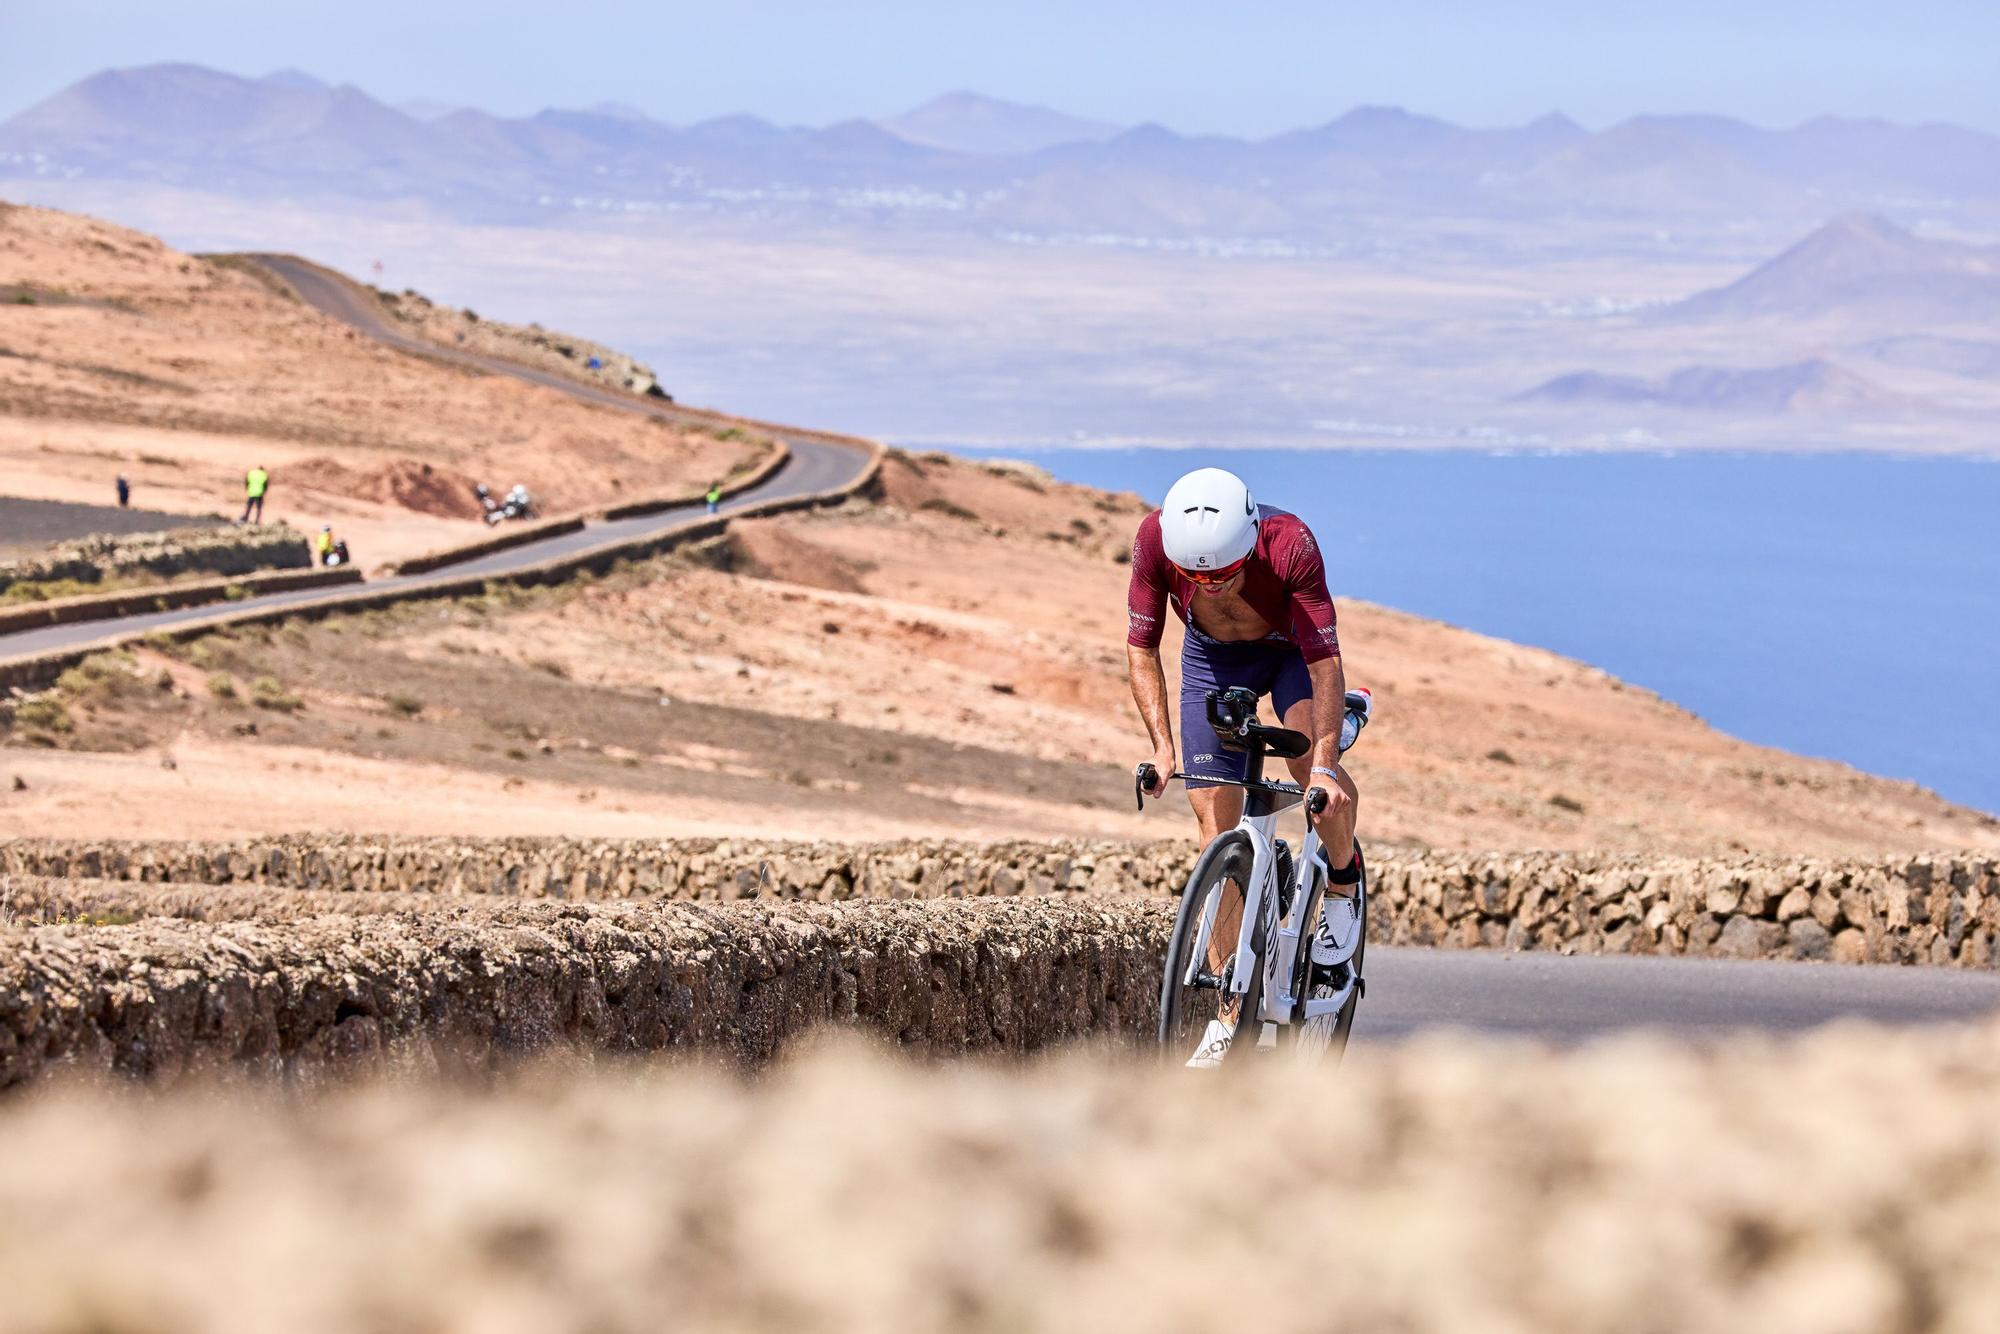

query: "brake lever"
left=1307, top=786, right=1330, bottom=817
left=1134, top=762, right=1158, bottom=811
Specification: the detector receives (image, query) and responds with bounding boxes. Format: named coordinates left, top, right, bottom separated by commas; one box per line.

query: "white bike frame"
left=1179, top=789, right=1362, bottom=1027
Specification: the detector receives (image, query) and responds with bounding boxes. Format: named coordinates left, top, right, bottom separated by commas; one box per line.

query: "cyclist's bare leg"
left=1187, top=782, right=1247, bottom=1020
left=1280, top=696, right=1359, bottom=885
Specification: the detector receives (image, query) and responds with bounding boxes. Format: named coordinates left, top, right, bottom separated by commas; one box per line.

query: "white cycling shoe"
left=1184, top=1018, right=1236, bottom=1069
left=1309, top=890, right=1361, bottom=967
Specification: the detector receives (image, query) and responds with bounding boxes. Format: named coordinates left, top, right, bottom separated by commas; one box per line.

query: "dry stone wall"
left=0, top=523, right=310, bottom=593
left=3, top=836, right=1996, bottom=969
left=0, top=836, right=1191, bottom=902
left=0, top=896, right=1169, bottom=1089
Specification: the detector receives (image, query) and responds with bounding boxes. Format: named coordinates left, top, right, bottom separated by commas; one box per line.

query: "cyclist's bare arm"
left=1127, top=644, right=1176, bottom=794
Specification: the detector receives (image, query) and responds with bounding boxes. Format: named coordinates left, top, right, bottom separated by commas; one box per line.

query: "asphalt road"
left=1360, top=945, right=2000, bottom=1042
left=0, top=252, right=871, bottom=662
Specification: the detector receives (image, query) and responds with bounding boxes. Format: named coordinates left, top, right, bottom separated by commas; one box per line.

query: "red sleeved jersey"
left=1127, top=505, right=1340, bottom=662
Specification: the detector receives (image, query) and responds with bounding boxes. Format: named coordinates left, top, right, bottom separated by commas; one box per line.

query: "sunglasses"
left=1179, top=556, right=1248, bottom=587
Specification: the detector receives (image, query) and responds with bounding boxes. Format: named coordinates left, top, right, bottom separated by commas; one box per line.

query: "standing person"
left=1125, top=466, right=1363, bottom=1068
left=115, top=474, right=130, bottom=508
left=241, top=464, right=270, bottom=524
left=316, top=525, right=335, bottom=566
left=705, top=480, right=723, bottom=515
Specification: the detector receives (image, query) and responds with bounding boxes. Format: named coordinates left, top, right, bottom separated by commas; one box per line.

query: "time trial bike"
left=1136, top=685, right=1370, bottom=1064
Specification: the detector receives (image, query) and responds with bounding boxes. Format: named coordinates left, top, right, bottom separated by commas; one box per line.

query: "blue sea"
left=951, top=447, right=2000, bottom=817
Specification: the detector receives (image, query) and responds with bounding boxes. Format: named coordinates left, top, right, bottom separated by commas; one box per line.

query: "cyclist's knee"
left=1185, top=783, right=1239, bottom=841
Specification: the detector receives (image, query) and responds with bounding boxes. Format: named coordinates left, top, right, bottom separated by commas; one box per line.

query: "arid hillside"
left=4, top=447, right=1993, bottom=856
left=0, top=202, right=766, bottom=567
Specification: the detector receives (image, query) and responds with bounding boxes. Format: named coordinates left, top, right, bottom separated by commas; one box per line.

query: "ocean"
left=949, top=447, right=2000, bottom=817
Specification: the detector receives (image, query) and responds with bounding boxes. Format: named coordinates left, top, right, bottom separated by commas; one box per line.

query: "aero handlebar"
left=1135, top=762, right=1333, bottom=818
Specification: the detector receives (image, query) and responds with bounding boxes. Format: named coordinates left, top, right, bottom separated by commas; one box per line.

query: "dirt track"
left=4, top=1025, right=1998, bottom=1334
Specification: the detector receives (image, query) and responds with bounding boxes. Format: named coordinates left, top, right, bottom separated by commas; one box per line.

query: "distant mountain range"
left=878, top=91, right=1119, bottom=156
left=1519, top=213, right=2000, bottom=411
left=8, top=63, right=2000, bottom=235
left=1668, top=212, right=2000, bottom=325
left=1521, top=359, right=1899, bottom=414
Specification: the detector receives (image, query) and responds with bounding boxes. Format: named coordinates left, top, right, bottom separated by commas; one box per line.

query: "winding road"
left=6, top=255, right=1998, bottom=1040
left=0, top=253, right=872, bottom=663
left=1363, top=944, right=2000, bottom=1043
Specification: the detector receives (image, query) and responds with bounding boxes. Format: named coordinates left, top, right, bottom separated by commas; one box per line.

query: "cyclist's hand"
left=1307, top=775, right=1356, bottom=853
left=1136, top=756, right=1167, bottom=797
left=1150, top=750, right=1176, bottom=795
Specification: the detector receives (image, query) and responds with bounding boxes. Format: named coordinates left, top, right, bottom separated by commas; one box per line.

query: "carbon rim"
left=1158, top=831, right=1253, bottom=1057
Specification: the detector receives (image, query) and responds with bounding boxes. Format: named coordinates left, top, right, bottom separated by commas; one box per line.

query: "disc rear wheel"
left=1285, top=845, right=1367, bottom=1062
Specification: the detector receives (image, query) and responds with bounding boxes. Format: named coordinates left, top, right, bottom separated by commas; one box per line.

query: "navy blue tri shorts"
left=1179, top=625, right=1313, bottom=788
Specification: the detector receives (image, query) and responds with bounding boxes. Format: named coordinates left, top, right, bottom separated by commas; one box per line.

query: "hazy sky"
left=4, top=0, right=1997, bottom=135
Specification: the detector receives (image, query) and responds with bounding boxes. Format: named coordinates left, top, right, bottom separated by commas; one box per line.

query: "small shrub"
left=207, top=673, right=238, bottom=701
left=187, top=641, right=219, bottom=669
left=13, top=292, right=34, bottom=306
left=505, top=746, right=529, bottom=761
left=251, top=676, right=303, bottom=712
left=12, top=695, right=73, bottom=735
left=55, top=653, right=135, bottom=699
left=222, top=584, right=249, bottom=602
left=1548, top=793, right=1586, bottom=814
left=71, top=910, right=139, bottom=927
left=919, top=497, right=978, bottom=521
left=2, top=578, right=97, bottom=604
left=1486, top=748, right=1517, bottom=765
left=386, top=694, right=424, bottom=717
left=527, top=657, right=569, bottom=679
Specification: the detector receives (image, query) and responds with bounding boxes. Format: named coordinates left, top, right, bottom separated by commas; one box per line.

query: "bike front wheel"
left=1158, top=829, right=1265, bottom=1063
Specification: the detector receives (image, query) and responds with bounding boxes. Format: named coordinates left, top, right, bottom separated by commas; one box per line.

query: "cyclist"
left=1127, top=466, right=1362, bottom=1066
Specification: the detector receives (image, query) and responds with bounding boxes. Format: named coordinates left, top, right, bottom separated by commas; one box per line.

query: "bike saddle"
left=1206, top=686, right=1311, bottom=758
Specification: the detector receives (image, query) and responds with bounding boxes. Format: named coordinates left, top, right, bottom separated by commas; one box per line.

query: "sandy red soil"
left=7, top=446, right=1993, bottom=857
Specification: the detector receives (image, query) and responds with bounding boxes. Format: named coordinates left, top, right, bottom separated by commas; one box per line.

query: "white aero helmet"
left=1159, top=467, right=1258, bottom=573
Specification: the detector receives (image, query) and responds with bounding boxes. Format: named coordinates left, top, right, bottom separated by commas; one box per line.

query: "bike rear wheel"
left=1158, top=830, right=1266, bottom=1063
left=1284, top=845, right=1367, bottom=1061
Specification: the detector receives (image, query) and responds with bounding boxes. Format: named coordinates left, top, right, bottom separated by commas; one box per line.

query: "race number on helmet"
left=1159, top=467, right=1258, bottom=572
